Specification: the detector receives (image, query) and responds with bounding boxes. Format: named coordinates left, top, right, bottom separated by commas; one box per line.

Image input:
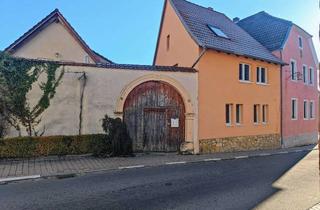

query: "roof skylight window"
left=208, top=25, right=229, bottom=39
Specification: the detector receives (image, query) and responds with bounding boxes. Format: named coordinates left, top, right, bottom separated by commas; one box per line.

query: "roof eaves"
left=55, top=10, right=100, bottom=63
left=204, top=45, right=286, bottom=65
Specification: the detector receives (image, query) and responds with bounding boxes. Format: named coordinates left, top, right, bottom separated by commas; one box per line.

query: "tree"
left=0, top=52, right=64, bottom=136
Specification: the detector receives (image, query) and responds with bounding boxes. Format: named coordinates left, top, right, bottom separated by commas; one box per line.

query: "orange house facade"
left=154, top=0, right=284, bottom=153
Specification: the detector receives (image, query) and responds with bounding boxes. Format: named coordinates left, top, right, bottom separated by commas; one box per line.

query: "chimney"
left=233, top=17, right=240, bottom=23
left=207, top=7, right=214, bottom=11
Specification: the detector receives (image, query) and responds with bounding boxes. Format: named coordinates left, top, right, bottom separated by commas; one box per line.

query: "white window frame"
left=298, top=36, right=303, bottom=49
left=253, top=104, right=260, bottom=124
left=239, top=63, right=251, bottom=82
left=84, top=55, right=90, bottom=64
left=290, top=59, right=297, bottom=81
left=309, top=100, right=315, bottom=119
left=262, top=104, right=268, bottom=124
left=291, top=98, right=298, bottom=120
left=236, top=104, right=243, bottom=125
left=303, top=100, right=308, bottom=120
left=309, top=67, right=314, bottom=86
left=256, top=67, right=268, bottom=84
left=226, top=104, right=233, bottom=126
left=303, top=65, right=308, bottom=84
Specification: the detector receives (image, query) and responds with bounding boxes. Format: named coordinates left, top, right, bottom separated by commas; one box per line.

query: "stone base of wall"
left=282, top=132, right=318, bottom=148
left=200, top=134, right=281, bottom=154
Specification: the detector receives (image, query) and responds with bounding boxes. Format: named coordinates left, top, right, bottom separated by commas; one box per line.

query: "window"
left=84, top=55, right=90, bottom=63
left=208, top=25, right=229, bottom=39
left=262, top=105, right=268, bottom=124
left=166, top=35, right=170, bottom=51
left=310, top=101, right=315, bottom=119
left=303, top=100, right=308, bottom=119
left=290, top=60, right=297, bottom=81
left=303, top=65, right=308, bottom=84
left=236, top=104, right=243, bottom=125
left=226, top=104, right=233, bottom=125
left=253, top=104, right=260, bottom=124
left=309, top=67, right=314, bottom=85
left=298, top=36, right=303, bottom=49
left=257, top=67, right=267, bottom=84
left=291, top=98, right=298, bottom=120
left=239, top=64, right=250, bottom=82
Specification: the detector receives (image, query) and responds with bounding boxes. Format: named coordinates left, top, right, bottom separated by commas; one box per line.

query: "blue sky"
left=1, top=0, right=319, bottom=64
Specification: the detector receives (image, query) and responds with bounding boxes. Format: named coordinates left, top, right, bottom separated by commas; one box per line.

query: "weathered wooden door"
left=123, top=81, right=185, bottom=152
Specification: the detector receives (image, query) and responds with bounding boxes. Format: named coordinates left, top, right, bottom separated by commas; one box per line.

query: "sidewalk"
left=0, top=144, right=318, bottom=183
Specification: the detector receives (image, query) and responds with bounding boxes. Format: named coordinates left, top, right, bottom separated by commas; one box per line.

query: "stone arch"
left=115, top=74, right=196, bottom=153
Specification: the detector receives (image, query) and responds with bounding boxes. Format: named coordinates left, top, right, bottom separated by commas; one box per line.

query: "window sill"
left=226, top=124, right=233, bottom=127
left=235, top=123, right=243, bottom=127
left=291, top=118, right=298, bottom=121
left=239, top=80, right=252, bottom=84
left=253, top=123, right=260, bottom=126
left=256, top=82, right=269, bottom=86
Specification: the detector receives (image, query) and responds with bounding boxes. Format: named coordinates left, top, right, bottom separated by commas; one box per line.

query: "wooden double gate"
left=123, top=81, right=185, bottom=152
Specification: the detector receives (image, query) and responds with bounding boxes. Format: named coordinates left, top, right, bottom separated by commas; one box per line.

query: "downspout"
left=191, top=47, right=207, bottom=68
left=280, top=50, right=284, bottom=148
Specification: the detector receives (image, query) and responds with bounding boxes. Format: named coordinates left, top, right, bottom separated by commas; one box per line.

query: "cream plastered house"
left=4, top=9, right=199, bottom=154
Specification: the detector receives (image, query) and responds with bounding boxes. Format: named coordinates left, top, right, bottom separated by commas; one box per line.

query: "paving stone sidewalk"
left=0, top=144, right=318, bottom=180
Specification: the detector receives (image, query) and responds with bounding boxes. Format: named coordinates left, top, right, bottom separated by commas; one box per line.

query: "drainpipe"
left=280, top=50, right=284, bottom=148
left=191, top=47, right=207, bottom=68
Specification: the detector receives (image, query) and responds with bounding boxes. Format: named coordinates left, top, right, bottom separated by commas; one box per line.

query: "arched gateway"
left=123, top=81, right=185, bottom=152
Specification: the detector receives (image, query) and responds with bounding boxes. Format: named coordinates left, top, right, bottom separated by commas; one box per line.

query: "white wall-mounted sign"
left=171, top=118, right=179, bottom=128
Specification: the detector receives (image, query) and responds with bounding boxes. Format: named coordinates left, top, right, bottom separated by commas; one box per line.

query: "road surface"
left=0, top=150, right=319, bottom=210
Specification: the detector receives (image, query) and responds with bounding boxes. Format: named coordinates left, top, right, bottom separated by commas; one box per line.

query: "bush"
left=0, top=134, right=107, bottom=159
left=0, top=112, right=7, bottom=138
left=98, top=115, right=133, bottom=157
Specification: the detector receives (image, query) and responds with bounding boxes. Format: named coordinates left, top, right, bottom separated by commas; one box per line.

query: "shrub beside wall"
left=0, top=134, right=108, bottom=159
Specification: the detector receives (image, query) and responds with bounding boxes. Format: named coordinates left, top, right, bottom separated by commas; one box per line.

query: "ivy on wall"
left=0, top=52, right=64, bottom=136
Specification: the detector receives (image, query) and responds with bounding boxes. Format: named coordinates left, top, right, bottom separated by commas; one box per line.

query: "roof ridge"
left=172, top=0, right=227, bottom=17
left=239, top=11, right=293, bottom=25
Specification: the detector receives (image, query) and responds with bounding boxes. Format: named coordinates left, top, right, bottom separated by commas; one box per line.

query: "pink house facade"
left=278, top=26, right=319, bottom=147
left=238, top=12, right=319, bottom=147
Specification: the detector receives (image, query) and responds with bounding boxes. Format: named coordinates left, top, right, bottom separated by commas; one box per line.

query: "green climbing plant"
left=0, top=52, right=64, bottom=136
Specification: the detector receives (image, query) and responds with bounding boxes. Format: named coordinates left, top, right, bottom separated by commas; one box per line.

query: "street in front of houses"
left=0, top=148, right=319, bottom=210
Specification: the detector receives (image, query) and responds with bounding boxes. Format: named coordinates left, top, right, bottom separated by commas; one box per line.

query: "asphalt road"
left=0, top=150, right=318, bottom=210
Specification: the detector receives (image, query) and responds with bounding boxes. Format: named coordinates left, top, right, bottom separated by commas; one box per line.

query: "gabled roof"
left=5, top=9, right=113, bottom=64
left=169, top=0, right=283, bottom=65
left=237, top=11, right=312, bottom=52
left=237, top=12, right=293, bottom=52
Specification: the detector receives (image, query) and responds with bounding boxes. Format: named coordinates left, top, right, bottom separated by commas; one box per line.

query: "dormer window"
left=208, top=25, right=229, bottom=39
